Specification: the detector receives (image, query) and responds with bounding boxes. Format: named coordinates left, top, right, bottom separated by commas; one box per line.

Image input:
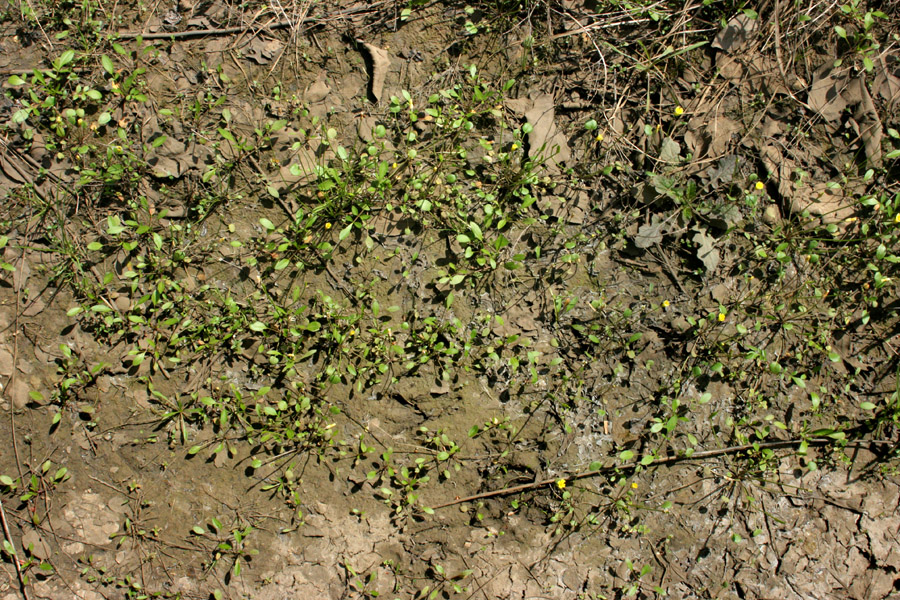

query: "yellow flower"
left=556, top=478, right=566, bottom=489
left=631, top=482, right=638, bottom=489
left=392, top=162, right=398, bottom=169
left=894, top=213, right=900, bottom=223
left=718, top=312, right=726, bottom=322
left=755, top=181, right=764, bottom=190
left=662, top=300, right=670, bottom=308
left=595, top=133, right=604, bottom=142
left=325, top=222, right=332, bottom=230
left=511, top=143, right=518, bottom=151
left=674, top=106, right=684, bottom=116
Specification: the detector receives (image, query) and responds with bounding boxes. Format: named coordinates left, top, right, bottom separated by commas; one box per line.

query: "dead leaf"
left=203, top=38, right=229, bottom=69
left=806, top=66, right=883, bottom=166
left=243, top=38, right=282, bottom=65
left=360, top=41, right=390, bottom=103
left=693, top=228, right=720, bottom=273
left=873, top=54, right=900, bottom=105
left=504, top=97, right=531, bottom=116
left=851, top=78, right=884, bottom=167
left=524, top=93, right=571, bottom=172
left=634, top=214, right=665, bottom=249
left=706, top=155, right=741, bottom=187
left=711, top=13, right=759, bottom=54
left=147, top=135, right=190, bottom=179
left=685, top=106, right=741, bottom=160
left=790, top=182, right=855, bottom=223
left=808, top=65, right=854, bottom=123
left=658, top=137, right=681, bottom=163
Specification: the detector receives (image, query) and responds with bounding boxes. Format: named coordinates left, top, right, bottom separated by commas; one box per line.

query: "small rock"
left=670, top=316, right=691, bottom=333
left=762, top=204, right=781, bottom=225
left=21, top=530, right=51, bottom=560
left=11, top=378, right=32, bottom=408
left=304, top=74, right=331, bottom=104
left=0, top=346, right=13, bottom=376
left=115, top=295, right=131, bottom=312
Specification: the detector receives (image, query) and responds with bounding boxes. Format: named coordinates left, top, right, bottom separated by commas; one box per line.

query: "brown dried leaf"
left=360, top=42, right=390, bottom=104
left=634, top=215, right=665, bottom=249
left=711, top=14, right=759, bottom=54
left=873, top=55, right=900, bottom=105
left=692, top=228, right=720, bottom=273
left=524, top=93, right=572, bottom=171
left=808, top=65, right=855, bottom=123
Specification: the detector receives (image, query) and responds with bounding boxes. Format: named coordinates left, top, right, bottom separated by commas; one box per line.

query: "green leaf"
left=7, top=75, right=25, bottom=86
left=588, top=461, right=602, bottom=471
left=422, top=506, right=435, bottom=514
left=57, top=49, right=75, bottom=68
left=619, top=450, right=634, bottom=461
left=259, top=217, right=275, bottom=231
left=218, top=127, right=235, bottom=142
left=860, top=401, right=876, bottom=411
left=274, top=258, right=290, bottom=271
left=106, top=215, right=126, bottom=235
left=339, top=224, right=353, bottom=241
left=192, top=526, right=205, bottom=535
left=86, top=89, right=102, bottom=100
left=66, top=306, right=84, bottom=316
left=86, top=241, right=103, bottom=251
left=266, top=185, right=279, bottom=198
left=101, top=55, right=115, bottom=74
left=151, top=135, right=167, bottom=148
left=249, top=321, right=266, bottom=332
left=0, top=475, right=14, bottom=486
left=187, top=445, right=202, bottom=455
